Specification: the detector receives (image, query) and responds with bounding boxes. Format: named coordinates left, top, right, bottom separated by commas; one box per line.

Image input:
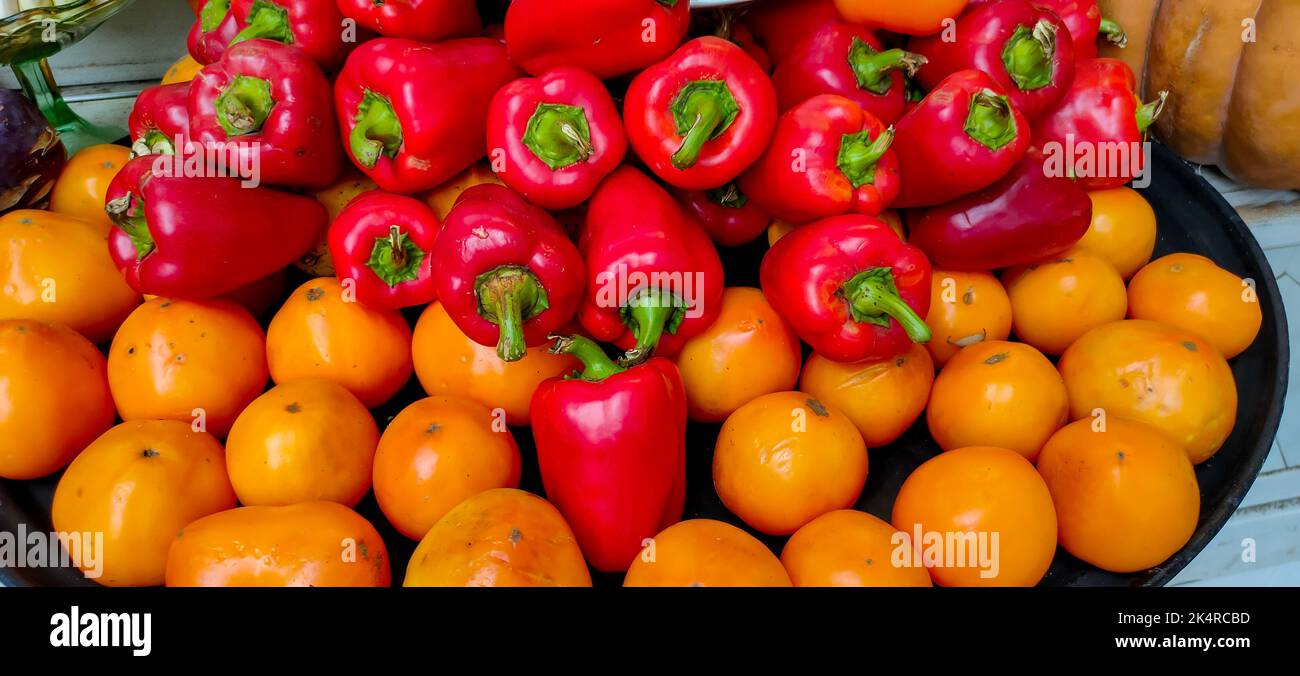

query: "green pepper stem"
left=350, top=90, right=403, bottom=169
left=366, top=224, right=425, bottom=288
left=549, top=334, right=626, bottom=382
left=841, top=267, right=931, bottom=343
left=230, top=0, right=294, bottom=45
left=1001, top=20, right=1057, bottom=91
left=669, top=80, right=740, bottom=170
left=476, top=265, right=549, bottom=363
left=131, top=130, right=176, bottom=158
left=708, top=182, right=747, bottom=208
left=105, top=194, right=155, bottom=260
left=837, top=126, right=894, bottom=189
left=1136, top=90, right=1169, bottom=133
left=199, top=0, right=230, bottom=33
left=214, top=75, right=274, bottom=137
left=619, top=287, right=682, bottom=366
left=848, top=38, right=928, bottom=95
left=964, top=89, right=1018, bottom=151
left=522, top=103, right=594, bottom=170
left=1099, top=17, right=1128, bottom=48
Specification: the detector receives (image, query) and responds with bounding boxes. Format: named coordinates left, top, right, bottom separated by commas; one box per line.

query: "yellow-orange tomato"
left=422, top=161, right=503, bottom=220
left=800, top=343, right=932, bottom=447
left=0, top=320, right=115, bottom=479
left=1058, top=320, right=1237, bottom=464
left=267, top=278, right=413, bottom=409
left=161, top=53, right=202, bottom=85
left=781, top=510, right=933, bottom=587
left=301, top=170, right=381, bottom=276
left=767, top=219, right=796, bottom=246
left=411, top=301, right=576, bottom=425
left=166, top=502, right=390, bottom=587
left=374, top=396, right=522, bottom=540
left=51, top=420, right=237, bottom=586
left=1127, top=253, right=1262, bottom=359
left=624, top=519, right=792, bottom=587
left=108, top=298, right=267, bottom=437
left=225, top=379, right=379, bottom=507
left=404, top=488, right=590, bottom=587
left=673, top=287, right=801, bottom=422
left=1037, top=418, right=1200, bottom=573
left=927, top=340, right=1068, bottom=462
left=1003, top=254, right=1128, bottom=356
left=714, top=391, right=868, bottom=535
left=1064, top=188, right=1157, bottom=279
left=49, top=144, right=131, bottom=228
left=923, top=270, right=1013, bottom=367
left=891, top=446, right=1058, bottom=587
left=879, top=209, right=906, bottom=239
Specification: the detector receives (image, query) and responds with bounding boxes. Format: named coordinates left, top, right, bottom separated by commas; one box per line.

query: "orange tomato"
left=767, top=219, right=797, bottom=246
left=166, top=501, right=391, bottom=587
left=411, top=301, right=577, bottom=425
left=781, top=510, right=933, bottom=587
left=927, top=340, right=1068, bottom=462
left=51, top=420, right=237, bottom=586
left=1003, top=253, right=1128, bottom=355
left=673, top=287, right=802, bottom=422
left=108, top=298, right=267, bottom=437
left=799, top=343, right=933, bottom=447
left=422, top=161, right=503, bottom=220
left=0, top=320, right=115, bottom=479
left=1064, top=188, right=1157, bottom=279
left=404, top=488, right=590, bottom=587
left=48, top=144, right=131, bottom=228
left=1127, top=253, right=1262, bottom=359
left=266, top=277, right=413, bottom=409
left=833, top=0, right=969, bottom=35
left=374, top=396, right=522, bottom=540
left=891, top=446, right=1058, bottom=587
left=713, top=391, right=868, bottom=535
left=225, top=379, right=379, bottom=507
left=161, top=53, right=202, bottom=85
left=624, top=519, right=792, bottom=587
left=1058, top=319, right=1237, bottom=464
left=923, top=270, right=1012, bottom=367
left=1037, top=418, right=1200, bottom=573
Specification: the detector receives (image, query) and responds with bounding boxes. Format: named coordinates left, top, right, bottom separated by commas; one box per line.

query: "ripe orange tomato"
left=673, top=287, right=802, bottom=422
left=1064, top=188, right=1157, bottom=279
left=1003, top=254, right=1128, bottom=355
left=927, top=340, right=1068, bottom=462
left=1127, top=253, right=1262, bottom=359
left=225, top=379, right=379, bottom=507
left=1058, top=319, right=1237, bottom=464
left=374, top=396, right=522, bottom=540
left=404, top=488, right=590, bottom=587
left=51, top=420, right=237, bottom=586
left=799, top=343, right=933, bottom=447
left=891, top=446, right=1058, bottom=587
left=1037, top=418, right=1200, bottom=573
left=781, top=510, right=933, bottom=587
left=767, top=219, right=797, bottom=246
left=713, top=391, right=868, bottom=535
left=161, top=53, right=202, bottom=85
left=267, top=277, right=413, bottom=409
left=624, top=519, right=792, bottom=587
left=48, top=144, right=131, bottom=228
left=166, top=501, right=391, bottom=587
left=422, top=161, right=503, bottom=220
left=411, top=301, right=577, bottom=425
left=923, top=270, right=1012, bottom=367
left=108, top=298, right=267, bottom=438
left=0, top=320, right=115, bottom=479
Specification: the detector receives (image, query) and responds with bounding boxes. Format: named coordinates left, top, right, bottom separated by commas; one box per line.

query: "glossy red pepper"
left=128, top=83, right=192, bottom=157
left=530, top=334, right=686, bottom=573
left=672, top=182, right=772, bottom=248
left=189, top=39, right=343, bottom=189
left=891, top=69, right=1030, bottom=208
left=579, top=167, right=724, bottom=364
left=188, top=0, right=241, bottom=65
left=486, top=67, right=627, bottom=211
left=504, top=0, right=690, bottom=80
left=335, top=37, right=523, bottom=195
left=432, top=184, right=585, bottom=362
left=336, top=0, right=480, bottom=43
left=742, top=0, right=842, bottom=65
left=103, top=156, right=327, bottom=299
left=969, top=0, right=1127, bottom=60
left=624, top=37, right=777, bottom=190
left=760, top=214, right=932, bottom=363
left=727, top=23, right=772, bottom=74
left=739, top=94, right=899, bottom=224
left=228, top=0, right=359, bottom=71
left=327, top=190, right=440, bottom=310
left=772, top=23, right=925, bottom=124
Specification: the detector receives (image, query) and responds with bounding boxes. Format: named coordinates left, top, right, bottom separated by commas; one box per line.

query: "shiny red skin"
left=334, top=38, right=523, bottom=195
left=742, top=0, right=842, bottom=65
left=772, top=24, right=910, bottom=123
left=624, top=37, right=778, bottom=190
left=530, top=357, right=687, bottom=573
left=672, top=185, right=772, bottom=248
left=760, top=214, right=932, bottom=363
left=504, top=0, right=690, bottom=80
left=186, top=8, right=240, bottom=65
left=229, top=0, right=357, bottom=71
left=128, top=83, right=192, bottom=147
left=970, top=0, right=1105, bottom=59
left=189, top=39, right=343, bottom=189
left=730, top=24, right=773, bottom=74
left=327, top=191, right=440, bottom=310
left=892, top=70, right=1030, bottom=208
left=486, top=67, right=627, bottom=210
left=739, top=94, right=900, bottom=224
left=336, top=0, right=480, bottom=42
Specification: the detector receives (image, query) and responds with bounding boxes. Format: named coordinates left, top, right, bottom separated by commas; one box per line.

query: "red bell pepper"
left=579, top=167, right=724, bottom=364
left=672, top=182, right=772, bottom=248
left=337, top=0, right=480, bottom=43
left=891, top=69, right=1030, bottom=208
left=772, top=23, right=925, bottom=124
left=530, top=334, right=686, bottom=573
left=624, top=37, right=777, bottom=190
left=335, top=37, right=523, bottom=195
left=969, top=0, right=1127, bottom=59
left=504, top=0, right=690, bottom=80
left=103, top=156, right=327, bottom=299
left=739, top=94, right=899, bottom=224
left=432, top=184, right=585, bottom=362
left=486, top=67, right=627, bottom=211
left=128, top=83, right=192, bottom=157
left=327, top=190, right=440, bottom=310
left=189, top=39, right=343, bottom=189
left=742, top=0, right=842, bottom=65
left=229, top=0, right=358, bottom=71
left=910, top=0, right=1075, bottom=121
left=726, top=22, right=772, bottom=74
left=760, top=214, right=932, bottom=363
left=188, top=0, right=241, bottom=64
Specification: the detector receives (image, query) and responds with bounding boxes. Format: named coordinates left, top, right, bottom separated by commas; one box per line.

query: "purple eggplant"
left=0, top=88, right=65, bottom=215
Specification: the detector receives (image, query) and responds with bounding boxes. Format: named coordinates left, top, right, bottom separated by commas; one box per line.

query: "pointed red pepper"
left=327, top=191, right=440, bottom=311
left=337, top=0, right=480, bottom=43
left=128, top=83, right=192, bottom=157
left=228, top=0, right=359, bottom=71
left=772, top=23, right=926, bottom=124
left=188, top=0, right=241, bottom=65
left=504, top=0, right=690, bottom=80
left=672, top=182, right=772, bottom=248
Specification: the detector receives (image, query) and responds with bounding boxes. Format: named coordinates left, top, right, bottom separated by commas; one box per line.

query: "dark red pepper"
left=772, top=23, right=926, bottom=124
left=128, top=83, right=192, bottom=157
left=672, top=182, right=772, bottom=248
left=229, top=0, right=359, bottom=71
left=327, top=190, right=440, bottom=311
left=742, top=0, right=842, bottom=65
left=505, top=0, right=690, bottom=80
left=337, top=0, right=480, bottom=43
left=188, top=0, right=241, bottom=64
